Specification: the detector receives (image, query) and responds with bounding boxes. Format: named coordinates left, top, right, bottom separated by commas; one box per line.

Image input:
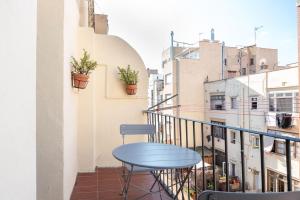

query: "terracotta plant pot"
left=72, top=73, right=89, bottom=89
left=126, top=84, right=137, bottom=95
left=190, top=193, right=197, bottom=200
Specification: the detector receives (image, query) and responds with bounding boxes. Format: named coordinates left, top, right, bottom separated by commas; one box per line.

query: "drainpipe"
left=221, top=42, right=225, bottom=79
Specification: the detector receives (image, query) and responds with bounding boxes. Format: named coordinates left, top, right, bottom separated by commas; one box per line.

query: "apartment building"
left=159, top=31, right=278, bottom=122
left=204, top=66, right=300, bottom=192
left=225, top=45, right=278, bottom=77
left=147, top=69, right=164, bottom=108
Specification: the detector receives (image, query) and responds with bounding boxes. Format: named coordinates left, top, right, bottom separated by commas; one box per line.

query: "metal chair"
left=198, top=191, right=300, bottom=200
left=120, top=124, right=163, bottom=199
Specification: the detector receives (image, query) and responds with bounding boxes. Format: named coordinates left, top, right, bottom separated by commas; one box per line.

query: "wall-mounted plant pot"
left=126, top=84, right=137, bottom=95
left=72, top=73, right=89, bottom=89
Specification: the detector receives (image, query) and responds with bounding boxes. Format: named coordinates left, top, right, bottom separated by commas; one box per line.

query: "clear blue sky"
left=96, top=0, right=297, bottom=68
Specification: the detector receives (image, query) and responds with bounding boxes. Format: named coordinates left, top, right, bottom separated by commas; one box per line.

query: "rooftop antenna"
left=254, top=26, right=263, bottom=45
left=211, top=28, right=215, bottom=41
left=170, top=31, right=174, bottom=60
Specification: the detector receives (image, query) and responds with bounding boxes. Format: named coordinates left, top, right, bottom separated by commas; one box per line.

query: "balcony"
left=5, top=1, right=300, bottom=200
left=71, top=111, right=300, bottom=199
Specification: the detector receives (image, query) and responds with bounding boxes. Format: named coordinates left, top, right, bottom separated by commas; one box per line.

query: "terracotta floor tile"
left=71, top=167, right=170, bottom=200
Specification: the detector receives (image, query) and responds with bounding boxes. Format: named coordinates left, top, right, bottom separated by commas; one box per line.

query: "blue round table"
left=113, top=142, right=201, bottom=199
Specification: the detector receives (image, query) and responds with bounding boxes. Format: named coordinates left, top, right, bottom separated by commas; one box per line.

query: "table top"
left=112, top=142, right=201, bottom=169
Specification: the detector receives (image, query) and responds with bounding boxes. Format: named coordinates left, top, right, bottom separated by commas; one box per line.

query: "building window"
left=210, top=95, right=225, bottom=110
left=241, top=68, right=246, bottom=75
left=211, top=121, right=225, bottom=139
left=272, top=140, right=286, bottom=155
left=224, top=58, right=227, bottom=66
left=252, top=135, right=260, bottom=148
left=230, top=163, right=236, bottom=176
left=230, top=131, right=236, bottom=144
left=227, top=70, right=237, bottom=78
left=183, top=51, right=200, bottom=59
left=277, top=98, right=293, bottom=112
left=260, top=64, right=268, bottom=70
left=269, top=94, right=275, bottom=111
left=231, top=97, right=238, bottom=109
left=165, top=93, right=172, bottom=105
left=250, top=58, right=255, bottom=65
left=268, top=130, right=297, bottom=158
left=269, top=92, right=296, bottom=113
left=165, top=73, right=172, bottom=85
left=158, top=95, right=163, bottom=103
left=251, top=97, right=258, bottom=110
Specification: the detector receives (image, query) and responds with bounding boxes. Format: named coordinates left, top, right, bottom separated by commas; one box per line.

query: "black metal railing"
left=145, top=111, right=300, bottom=199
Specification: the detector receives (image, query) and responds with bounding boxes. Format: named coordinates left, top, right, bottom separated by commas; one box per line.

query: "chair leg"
left=121, top=165, right=134, bottom=200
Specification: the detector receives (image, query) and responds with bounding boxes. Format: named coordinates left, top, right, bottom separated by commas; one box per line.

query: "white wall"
left=77, top=28, right=148, bottom=170
left=63, top=0, right=79, bottom=199
left=37, top=0, right=79, bottom=199
left=0, top=1, right=37, bottom=199
left=37, top=0, right=64, bottom=199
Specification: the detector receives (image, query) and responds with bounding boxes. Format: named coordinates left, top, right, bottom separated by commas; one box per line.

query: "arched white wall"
left=77, top=28, right=148, bottom=171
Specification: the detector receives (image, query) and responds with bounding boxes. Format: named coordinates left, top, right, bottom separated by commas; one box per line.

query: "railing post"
left=154, top=113, right=157, bottom=143
left=224, top=128, right=229, bottom=191
left=157, top=114, right=160, bottom=143
left=240, top=130, right=246, bottom=192
left=173, top=117, right=176, bottom=146
left=201, top=123, right=205, bottom=191
left=169, top=116, right=173, bottom=194
left=211, top=125, right=216, bottom=191
left=173, top=117, right=178, bottom=194
left=192, top=121, right=197, bottom=197
left=161, top=114, right=164, bottom=143
left=286, top=139, right=292, bottom=191
left=178, top=118, right=183, bottom=199
left=164, top=115, right=167, bottom=189
left=185, top=120, right=190, bottom=200
left=147, top=113, right=150, bottom=142
left=179, top=119, right=182, bottom=147
left=259, top=134, right=266, bottom=192
left=185, top=120, right=189, bottom=148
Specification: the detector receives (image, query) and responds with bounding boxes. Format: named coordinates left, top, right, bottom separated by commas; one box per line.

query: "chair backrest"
left=120, top=124, right=155, bottom=144
left=198, top=191, right=300, bottom=200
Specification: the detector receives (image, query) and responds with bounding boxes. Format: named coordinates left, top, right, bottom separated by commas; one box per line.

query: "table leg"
left=150, top=170, right=163, bottom=192
left=121, top=165, right=133, bottom=200
left=174, top=167, right=193, bottom=199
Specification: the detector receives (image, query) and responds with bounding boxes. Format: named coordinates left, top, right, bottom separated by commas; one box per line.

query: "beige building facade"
left=160, top=34, right=278, bottom=122
left=204, top=67, right=300, bottom=192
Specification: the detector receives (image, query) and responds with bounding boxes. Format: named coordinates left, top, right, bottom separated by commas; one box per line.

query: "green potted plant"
left=71, top=49, right=98, bottom=89
left=118, top=65, right=139, bottom=95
